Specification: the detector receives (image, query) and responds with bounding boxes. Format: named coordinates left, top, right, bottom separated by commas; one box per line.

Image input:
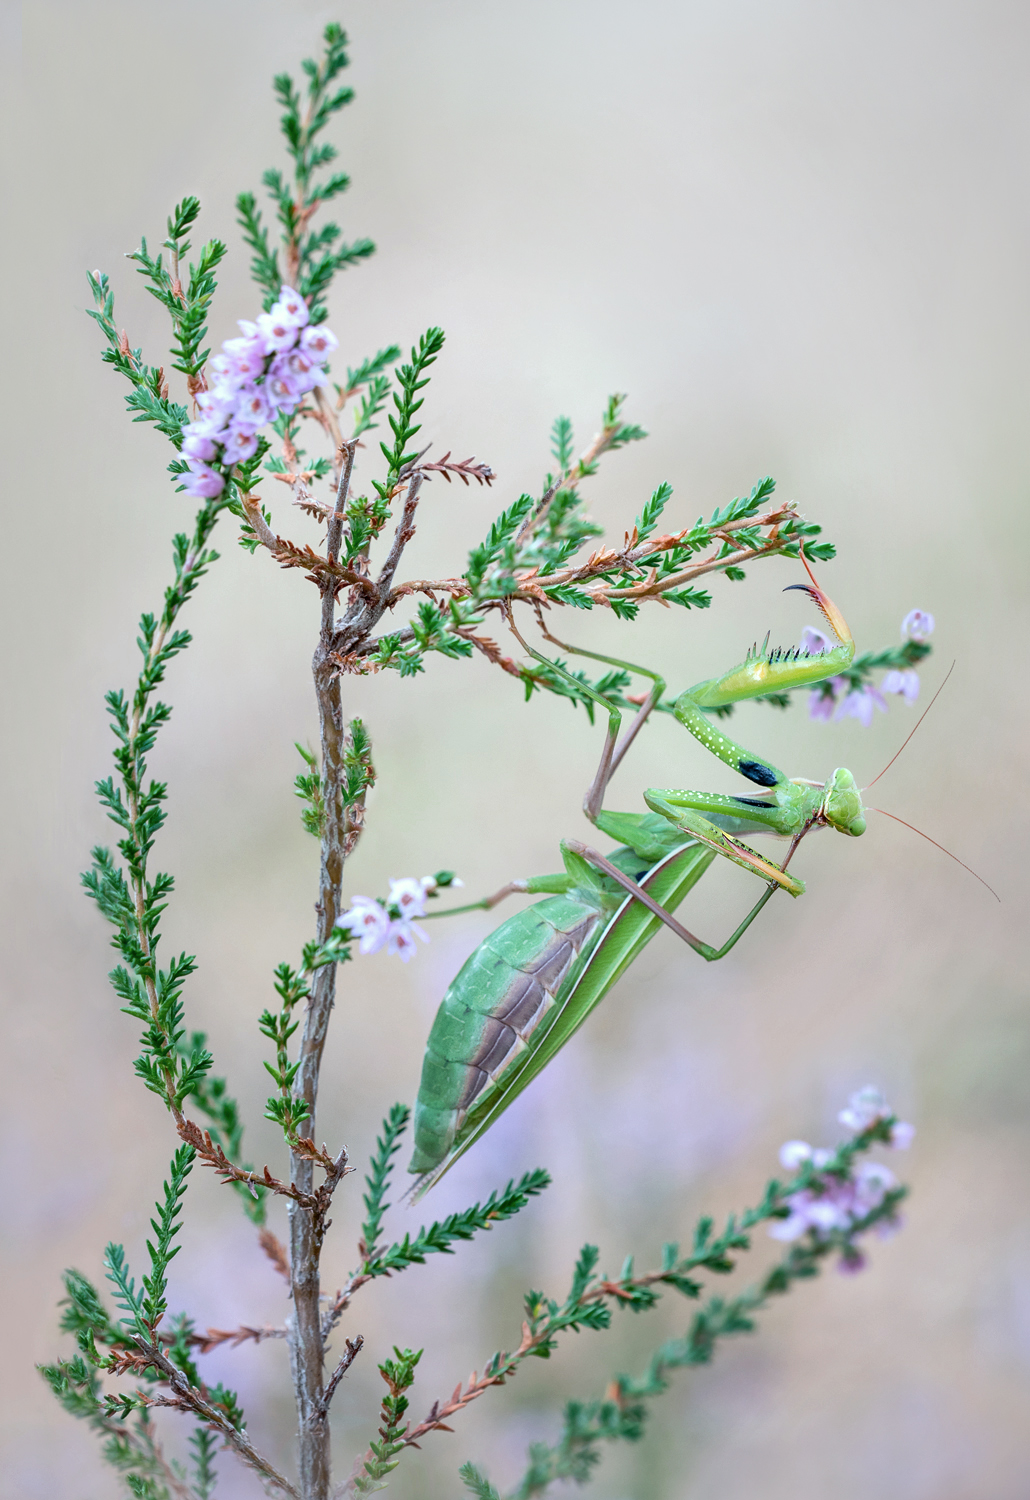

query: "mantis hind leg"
left=565, top=839, right=783, bottom=961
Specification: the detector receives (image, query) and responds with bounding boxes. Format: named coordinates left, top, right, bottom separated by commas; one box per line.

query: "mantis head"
left=821, top=767, right=866, bottom=837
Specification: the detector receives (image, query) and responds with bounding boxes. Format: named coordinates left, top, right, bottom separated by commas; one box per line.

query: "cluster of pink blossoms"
left=336, top=875, right=462, bottom=963
left=804, top=609, right=935, bottom=727
left=770, top=1087, right=914, bottom=1271
left=180, top=285, right=338, bottom=498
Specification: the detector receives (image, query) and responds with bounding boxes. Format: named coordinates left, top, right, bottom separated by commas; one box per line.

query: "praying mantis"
left=407, top=571, right=867, bottom=1193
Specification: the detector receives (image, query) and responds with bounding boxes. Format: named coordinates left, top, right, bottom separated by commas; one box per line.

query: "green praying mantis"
left=406, top=571, right=870, bottom=1194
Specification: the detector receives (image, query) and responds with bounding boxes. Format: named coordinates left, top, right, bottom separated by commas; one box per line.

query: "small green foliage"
left=102, top=1147, right=194, bottom=1341
left=375, top=327, right=447, bottom=498
left=352, top=1347, right=423, bottom=1493
left=363, top=1169, right=551, bottom=1277
left=260, top=963, right=314, bottom=1141
left=634, top=481, right=672, bottom=542
left=550, top=415, right=574, bottom=472
left=360, top=1105, right=411, bottom=1261
left=86, top=271, right=189, bottom=447
left=128, top=198, right=227, bottom=380
left=294, top=743, right=325, bottom=836
left=141, top=1146, right=195, bottom=1332
left=460, top=1462, right=502, bottom=1499
left=189, top=1427, right=219, bottom=1499
left=237, top=23, right=374, bottom=316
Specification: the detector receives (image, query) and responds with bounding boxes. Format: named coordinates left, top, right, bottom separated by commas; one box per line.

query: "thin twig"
left=320, top=1338, right=365, bottom=1415
left=132, top=1341, right=300, bottom=1498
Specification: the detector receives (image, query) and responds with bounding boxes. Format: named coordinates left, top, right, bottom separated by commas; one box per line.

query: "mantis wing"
left=411, top=840, right=715, bottom=1195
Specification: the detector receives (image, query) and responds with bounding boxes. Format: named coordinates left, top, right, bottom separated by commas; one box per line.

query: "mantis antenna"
left=857, top=660, right=997, bottom=899
left=865, top=661, right=956, bottom=790
left=866, top=807, right=1000, bottom=902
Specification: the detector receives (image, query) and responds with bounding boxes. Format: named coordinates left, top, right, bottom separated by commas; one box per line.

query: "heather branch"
left=398, top=1131, right=904, bottom=1458
left=133, top=1340, right=300, bottom=1498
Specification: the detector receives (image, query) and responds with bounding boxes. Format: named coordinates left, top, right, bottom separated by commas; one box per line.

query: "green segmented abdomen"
left=409, top=895, right=601, bottom=1173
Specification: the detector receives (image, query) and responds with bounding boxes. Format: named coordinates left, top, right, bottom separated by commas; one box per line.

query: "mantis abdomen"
left=410, top=894, right=605, bottom=1172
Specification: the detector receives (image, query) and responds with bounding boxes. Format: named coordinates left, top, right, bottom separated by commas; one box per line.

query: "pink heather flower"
left=837, top=1248, right=867, bottom=1275
left=275, top=285, right=310, bottom=327
left=300, top=323, right=339, bottom=361
left=336, top=895, right=391, bottom=955
left=221, top=426, right=260, bottom=465
left=233, top=383, right=274, bottom=428
left=181, top=430, right=220, bottom=463
left=194, top=389, right=237, bottom=425
left=838, top=1086, right=890, bottom=1132
left=389, top=878, right=430, bottom=920
left=799, top=626, right=832, bottom=656
left=265, top=371, right=302, bottom=414
left=902, top=609, right=934, bottom=642
left=808, top=676, right=848, bottom=721
left=182, top=463, right=225, bottom=498
left=282, top=347, right=323, bottom=394
left=220, top=334, right=268, bottom=381
left=882, top=667, right=920, bottom=704
left=853, top=1161, right=896, bottom=1212
left=386, top=920, right=429, bottom=962
left=889, top=1120, right=916, bottom=1150
left=835, top=682, right=887, bottom=728
left=256, top=309, right=303, bottom=353
left=779, top=1140, right=813, bottom=1170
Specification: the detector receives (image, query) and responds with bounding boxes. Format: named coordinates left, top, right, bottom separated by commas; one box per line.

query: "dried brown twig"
left=419, top=451, right=495, bottom=486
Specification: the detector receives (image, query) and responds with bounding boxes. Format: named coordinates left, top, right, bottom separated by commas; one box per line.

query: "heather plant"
left=42, top=23, right=927, bottom=1500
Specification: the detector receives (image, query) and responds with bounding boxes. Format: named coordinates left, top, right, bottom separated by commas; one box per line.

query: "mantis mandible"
left=408, top=571, right=865, bottom=1193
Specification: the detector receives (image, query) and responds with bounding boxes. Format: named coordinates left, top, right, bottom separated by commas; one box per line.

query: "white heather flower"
left=902, top=609, right=934, bottom=642
left=799, top=626, right=832, bottom=656
left=889, top=1120, right=916, bottom=1150
left=882, top=668, right=920, bottom=704
left=389, top=877, right=430, bottom=919
left=838, top=1086, right=890, bottom=1132
left=336, top=895, right=391, bottom=955
left=779, top=1140, right=813, bottom=1171
left=386, top=920, right=429, bottom=962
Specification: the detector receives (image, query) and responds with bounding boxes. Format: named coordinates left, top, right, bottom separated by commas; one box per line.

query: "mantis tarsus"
left=408, top=573, right=867, bottom=1193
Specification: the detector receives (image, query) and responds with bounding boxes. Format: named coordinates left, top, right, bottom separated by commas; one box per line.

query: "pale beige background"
left=4, top=2, right=1029, bottom=1497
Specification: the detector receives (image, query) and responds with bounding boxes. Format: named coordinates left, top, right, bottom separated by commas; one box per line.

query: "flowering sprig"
left=365, top=1089, right=910, bottom=1494
left=336, top=872, right=462, bottom=962
left=805, top=610, right=935, bottom=725
left=771, top=1087, right=913, bottom=1271
left=180, top=285, right=338, bottom=498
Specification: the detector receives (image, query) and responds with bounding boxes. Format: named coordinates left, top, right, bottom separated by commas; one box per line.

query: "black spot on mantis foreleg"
left=738, top=760, right=780, bottom=787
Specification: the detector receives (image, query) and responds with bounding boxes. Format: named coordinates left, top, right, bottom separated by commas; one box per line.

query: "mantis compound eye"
left=824, top=768, right=866, bottom=837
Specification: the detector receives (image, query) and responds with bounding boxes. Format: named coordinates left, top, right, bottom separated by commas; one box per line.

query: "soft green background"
left=4, top=2, right=1029, bottom=1496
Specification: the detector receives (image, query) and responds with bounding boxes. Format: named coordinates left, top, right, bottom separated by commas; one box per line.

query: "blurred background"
left=4, top=1, right=1029, bottom=1495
